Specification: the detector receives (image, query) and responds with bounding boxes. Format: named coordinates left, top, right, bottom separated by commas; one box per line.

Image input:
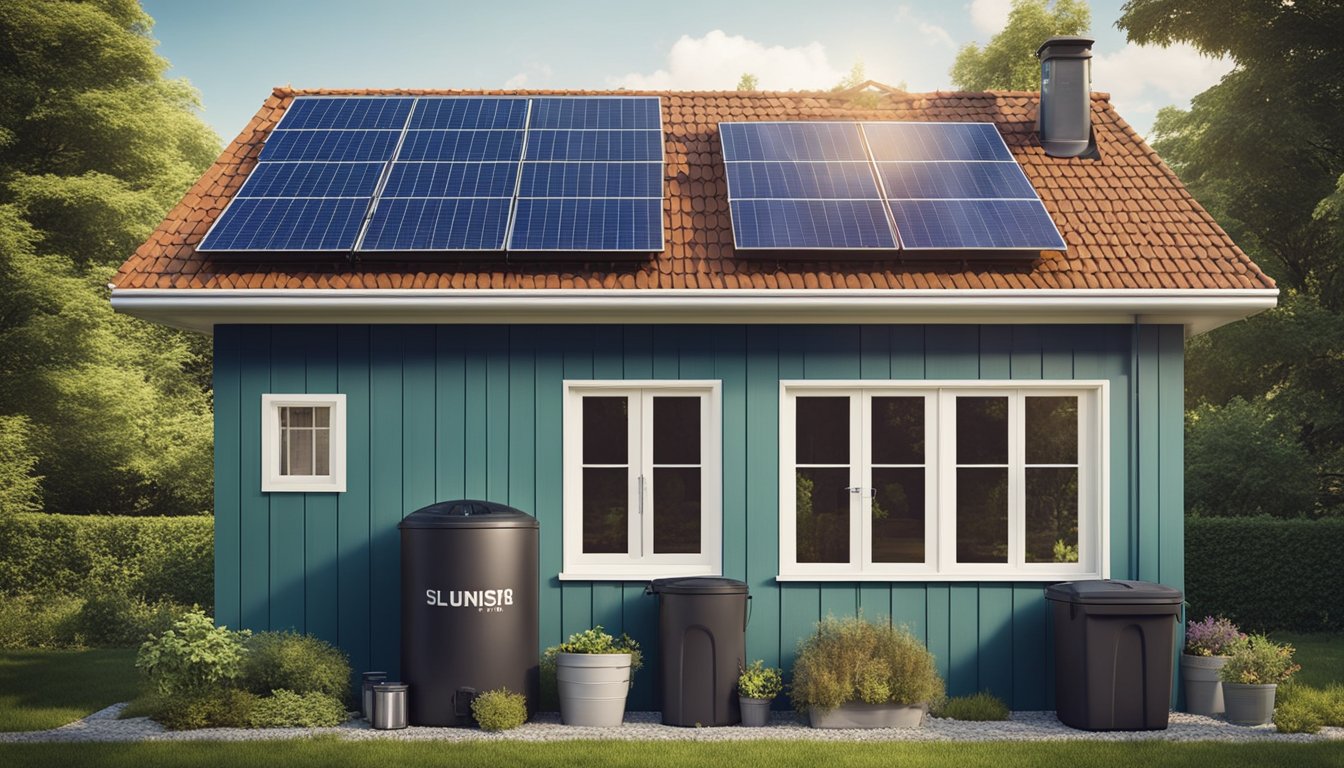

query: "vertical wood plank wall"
left=213, top=323, right=1184, bottom=710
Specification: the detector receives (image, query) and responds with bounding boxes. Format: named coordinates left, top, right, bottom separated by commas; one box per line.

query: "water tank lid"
left=1045, top=579, right=1182, bottom=605
left=647, top=576, right=749, bottom=595
left=398, top=499, right=539, bottom=530
left=1036, top=36, right=1095, bottom=59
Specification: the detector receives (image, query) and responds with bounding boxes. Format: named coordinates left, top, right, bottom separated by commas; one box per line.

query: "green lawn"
left=0, top=741, right=1341, bottom=768
left=1275, top=633, right=1343, bottom=688
left=0, top=648, right=139, bottom=732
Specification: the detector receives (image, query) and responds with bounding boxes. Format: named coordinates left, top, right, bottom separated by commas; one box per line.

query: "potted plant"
left=1182, top=616, right=1244, bottom=717
left=737, top=660, right=783, bottom=727
left=547, top=626, right=642, bottom=727
left=791, top=617, right=944, bottom=729
left=1219, top=634, right=1300, bottom=726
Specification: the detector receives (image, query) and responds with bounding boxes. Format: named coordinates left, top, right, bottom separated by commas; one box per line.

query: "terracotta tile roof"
left=112, top=86, right=1274, bottom=292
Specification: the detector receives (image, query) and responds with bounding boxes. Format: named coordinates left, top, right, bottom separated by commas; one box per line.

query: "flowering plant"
left=1219, top=635, right=1300, bottom=685
left=1184, top=616, right=1244, bottom=657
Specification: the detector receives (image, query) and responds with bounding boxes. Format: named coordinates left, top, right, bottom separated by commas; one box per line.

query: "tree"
left=0, top=1, right=219, bottom=514
left=951, top=0, right=1090, bottom=91
left=736, top=73, right=759, bottom=91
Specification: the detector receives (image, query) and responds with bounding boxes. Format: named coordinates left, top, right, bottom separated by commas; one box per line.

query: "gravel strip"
left=2, top=706, right=1341, bottom=744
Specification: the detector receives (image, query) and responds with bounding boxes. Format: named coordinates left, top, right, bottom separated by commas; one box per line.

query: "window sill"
left=776, top=571, right=1103, bottom=583
left=559, top=568, right=721, bottom=582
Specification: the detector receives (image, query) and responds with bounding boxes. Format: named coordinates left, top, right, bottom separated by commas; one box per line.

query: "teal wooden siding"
left=213, top=323, right=1185, bottom=711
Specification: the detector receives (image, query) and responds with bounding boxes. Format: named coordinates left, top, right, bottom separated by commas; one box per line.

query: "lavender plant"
left=1184, top=616, right=1244, bottom=657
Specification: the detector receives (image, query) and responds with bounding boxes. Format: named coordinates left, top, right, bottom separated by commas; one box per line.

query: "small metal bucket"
left=361, top=671, right=387, bottom=719
left=372, top=682, right=409, bottom=730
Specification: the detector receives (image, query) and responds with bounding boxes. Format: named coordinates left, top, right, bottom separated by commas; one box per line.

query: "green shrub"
left=247, top=689, right=347, bottom=728
left=0, top=415, right=42, bottom=516
left=0, top=593, right=82, bottom=649
left=738, top=660, right=783, bottom=700
left=136, top=609, right=249, bottom=696
left=1186, top=517, right=1344, bottom=632
left=74, top=590, right=185, bottom=647
left=471, top=688, right=527, bottom=731
left=1273, top=697, right=1324, bottom=734
left=242, top=632, right=350, bottom=700
left=539, top=626, right=643, bottom=709
left=0, top=513, right=212, bottom=608
left=1276, top=683, right=1344, bottom=731
left=790, top=617, right=944, bottom=712
left=153, top=689, right=258, bottom=731
left=1186, top=398, right=1317, bottom=518
left=1219, top=635, right=1300, bottom=685
left=935, top=692, right=1010, bottom=721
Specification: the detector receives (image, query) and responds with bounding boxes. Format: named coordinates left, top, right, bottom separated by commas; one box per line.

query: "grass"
left=1273, top=633, right=1343, bottom=688
left=0, top=741, right=1341, bottom=768
left=0, top=648, right=139, bottom=732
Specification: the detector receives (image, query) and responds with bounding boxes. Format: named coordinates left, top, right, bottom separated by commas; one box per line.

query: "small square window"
left=262, top=394, right=346, bottom=493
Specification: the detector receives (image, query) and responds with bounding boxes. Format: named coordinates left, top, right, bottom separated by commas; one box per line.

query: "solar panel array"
left=720, top=121, right=1066, bottom=252
left=197, top=95, right=665, bottom=254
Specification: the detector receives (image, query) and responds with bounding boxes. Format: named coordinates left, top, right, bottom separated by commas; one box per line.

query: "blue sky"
left=142, top=0, right=1232, bottom=143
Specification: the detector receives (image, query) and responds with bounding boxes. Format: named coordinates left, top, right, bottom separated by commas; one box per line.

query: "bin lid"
left=647, top=576, right=749, bottom=595
left=398, top=499, right=538, bottom=530
left=1045, top=579, right=1183, bottom=605
left=373, top=682, right=408, bottom=692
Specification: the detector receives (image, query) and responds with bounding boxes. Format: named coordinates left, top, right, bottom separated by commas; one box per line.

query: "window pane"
left=1026, top=396, right=1078, bottom=464
left=956, top=467, right=1007, bottom=563
left=796, top=468, right=850, bottom=563
left=956, top=397, right=1008, bottom=464
left=315, top=406, right=331, bottom=428
left=315, top=428, right=330, bottom=476
left=279, top=429, right=289, bottom=475
left=288, top=407, right=314, bottom=428
left=288, top=429, right=314, bottom=475
left=872, top=396, right=924, bottom=465
left=653, top=397, right=700, bottom=465
left=582, top=468, right=627, bottom=554
left=872, top=467, right=924, bottom=563
left=1026, top=467, right=1079, bottom=563
left=796, top=397, right=849, bottom=465
left=583, top=397, right=628, bottom=465
left=653, top=467, right=700, bottom=554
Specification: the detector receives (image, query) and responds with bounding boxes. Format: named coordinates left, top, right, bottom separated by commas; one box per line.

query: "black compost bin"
left=399, top=500, right=538, bottom=727
left=1045, top=579, right=1183, bottom=731
left=646, top=577, right=749, bottom=727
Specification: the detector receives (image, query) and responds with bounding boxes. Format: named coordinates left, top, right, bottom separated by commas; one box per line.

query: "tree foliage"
left=736, top=73, right=759, bottom=91
left=951, top=0, right=1090, bottom=91
left=0, top=1, right=218, bottom=514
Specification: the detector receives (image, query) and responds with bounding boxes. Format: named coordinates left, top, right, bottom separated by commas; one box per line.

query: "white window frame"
left=261, top=394, right=347, bottom=493
left=561, top=380, right=722, bottom=580
left=779, top=380, right=1108, bottom=581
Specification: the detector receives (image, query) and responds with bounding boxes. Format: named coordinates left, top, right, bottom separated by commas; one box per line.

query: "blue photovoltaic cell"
left=728, top=200, right=897, bottom=250
left=862, top=122, right=1012, bottom=162
left=408, top=97, right=529, bottom=129
left=524, top=130, right=662, bottom=161
left=719, top=122, right=868, bottom=161
left=518, top=162, right=661, bottom=198
left=876, top=161, right=1038, bottom=200
left=274, top=97, right=414, bottom=130
left=260, top=129, right=401, bottom=162
left=530, top=97, right=661, bottom=129
left=360, top=198, right=512, bottom=251
left=397, top=130, right=525, bottom=162
left=197, top=198, right=368, bottom=251
left=381, top=162, right=519, bottom=198
left=888, top=199, right=1066, bottom=251
left=726, top=161, right=879, bottom=199
left=236, top=162, right=385, bottom=198
left=508, top=198, right=663, bottom=251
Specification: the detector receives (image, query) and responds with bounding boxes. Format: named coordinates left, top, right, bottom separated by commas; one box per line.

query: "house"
left=112, top=61, right=1276, bottom=711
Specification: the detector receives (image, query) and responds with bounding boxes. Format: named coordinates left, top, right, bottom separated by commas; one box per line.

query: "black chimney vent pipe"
left=1036, top=36, right=1096, bottom=158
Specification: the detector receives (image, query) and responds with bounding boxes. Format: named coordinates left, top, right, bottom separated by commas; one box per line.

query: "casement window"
left=562, top=381, right=722, bottom=579
left=779, top=381, right=1107, bottom=580
left=261, top=394, right=347, bottom=493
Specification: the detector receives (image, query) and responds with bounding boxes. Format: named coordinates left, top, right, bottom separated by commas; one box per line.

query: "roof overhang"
left=109, top=287, right=1279, bottom=337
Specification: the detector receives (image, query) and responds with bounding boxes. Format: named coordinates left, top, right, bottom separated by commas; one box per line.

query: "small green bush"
left=471, top=688, right=527, bottom=731
left=242, top=632, right=351, bottom=700
left=541, top=625, right=643, bottom=708
left=136, top=609, right=250, bottom=696
left=74, top=590, right=184, bottom=647
left=153, top=689, right=258, bottom=731
left=790, top=617, right=944, bottom=712
left=1219, top=635, right=1300, bottom=685
left=0, top=593, right=82, bottom=649
left=1276, top=683, right=1344, bottom=732
left=1273, top=697, right=1324, bottom=734
left=247, top=689, right=347, bottom=728
left=738, top=660, right=783, bottom=700
left=935, top=692, right=1010, bottom=721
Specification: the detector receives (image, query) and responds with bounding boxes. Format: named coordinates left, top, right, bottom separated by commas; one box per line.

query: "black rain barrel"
left=399, top=500, right=539, bottom=726
left=646, top=577, right=749, bottom=727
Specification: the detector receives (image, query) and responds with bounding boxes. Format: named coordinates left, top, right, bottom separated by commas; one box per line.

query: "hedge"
left=1186, top=517, right=1344, bottom=633
left=0, top=513, right=212, bottom=608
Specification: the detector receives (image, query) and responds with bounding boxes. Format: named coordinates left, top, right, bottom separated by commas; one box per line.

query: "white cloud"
left=896, top=6, right=956, bottom=49
left=968, top=0, right=1012, bottom=36
left=503, top=72, right=529, bottom=89
left=1092, top=42, right=1233, bottom=116
left=610, top=30, right=846, bottom=90
left=504, top=64, right=553, bottom=90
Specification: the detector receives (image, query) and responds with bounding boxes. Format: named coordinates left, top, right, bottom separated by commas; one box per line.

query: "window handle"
left=638, top=474, right=645, bottom=515
left=845, top=486, right=875, bottom=497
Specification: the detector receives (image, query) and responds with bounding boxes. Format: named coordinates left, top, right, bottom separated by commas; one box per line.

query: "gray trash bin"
left=371, top=682, right=409, bottom=730
left=1045, top=579, right=1183, bottom=731
left=646, top=577, right=749, bottom=727
left=361, top=671, right=387, bottom=719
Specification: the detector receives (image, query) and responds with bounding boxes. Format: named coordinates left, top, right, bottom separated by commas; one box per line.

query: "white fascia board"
left=109, top=287, right=1279, bottom=337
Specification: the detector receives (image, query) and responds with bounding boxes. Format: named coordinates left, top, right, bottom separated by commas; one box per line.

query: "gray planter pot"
left=1223, top=682, right=1277, bottom=726
left=1181, top=653, right=1228, bottom=716
left=807, top=702, right=927, bottom=729
left=555, top=652, right=632, bottom=727
left=739, top=696, right=772, bottom=727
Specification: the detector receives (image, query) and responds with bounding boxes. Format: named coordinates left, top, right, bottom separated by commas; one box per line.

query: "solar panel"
left=729, top=199, right=897, bottom=249
left=507, top=96, right=664, bottom=252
